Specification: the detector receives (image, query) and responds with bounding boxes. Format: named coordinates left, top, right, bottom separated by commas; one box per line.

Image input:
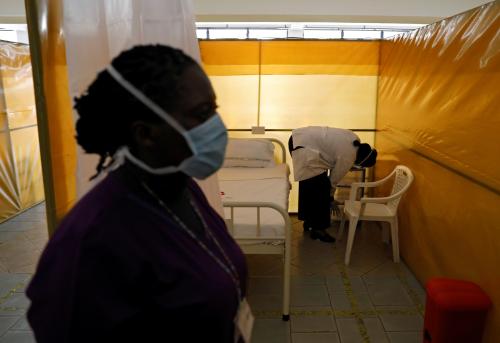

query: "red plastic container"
left=424, top=278, right=492, bottom=343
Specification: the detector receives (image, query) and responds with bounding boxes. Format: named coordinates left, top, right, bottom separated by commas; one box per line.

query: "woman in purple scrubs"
left=26, top=45, right=248, bottom=343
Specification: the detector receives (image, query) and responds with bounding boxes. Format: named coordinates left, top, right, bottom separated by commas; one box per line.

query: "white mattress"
left=218, top=165, right=290, bottom=241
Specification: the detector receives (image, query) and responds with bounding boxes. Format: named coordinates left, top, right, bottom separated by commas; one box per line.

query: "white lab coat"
left=291, top=127, right=359, bottom=186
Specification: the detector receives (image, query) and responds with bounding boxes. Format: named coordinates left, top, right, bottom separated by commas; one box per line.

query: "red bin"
left=424, top=278, right=492, bottom=343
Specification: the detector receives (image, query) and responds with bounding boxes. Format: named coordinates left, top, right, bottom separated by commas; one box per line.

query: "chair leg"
left=390, top=217, right=400, bottom=263
left=344, top=216, right=359, bottom=265
left=337, top=211, right=346, bottom=241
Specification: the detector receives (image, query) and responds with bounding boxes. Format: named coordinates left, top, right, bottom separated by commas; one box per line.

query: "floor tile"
left=251, top=318, right=291, bottom=343
left=377, top=307, right=423, bottom=331
left=10, top=316, right=30, bottom=331
left=0, top=233, right=22, bottom=244
left=2, top=252, right=41, bottom=273
left=363, top=261, right=403, bottom=278
left=0, top=294, right=30, bottom=316
left=326, top=275, right=367, bottom=294
left=291, top=284, right=330, bottom=307
left=337, top=318, right=389, bottom=343
left=0, top=317, right=19, bottom=336
left=0, top=222, right=41, bottom=233
left=10, top=212, right=46, bottom=223
left=291, top=307, right=336, bottom=333
left=330, top=292, right=375, bottom=317
left=290, top=276, right=326, bottom=287
left=387, top=331, right=421, bottom=343
left=363, top=277, right=413, bottom=306
left=248, top=293, right=283, bottom=312
left=292, top=332, right=340, bottom=343
left=0, top=275, right=31, bottom=297
left=0, top=331, right=36, bottom=343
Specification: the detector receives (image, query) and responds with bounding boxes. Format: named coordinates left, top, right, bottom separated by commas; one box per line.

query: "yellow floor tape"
left=0, top=264, right=426, bottom=341
left=0, top=282, right=27, bottom=313
left=335, top=254, right=371, bottom=343
left=394, top=265, right=426, bottom=316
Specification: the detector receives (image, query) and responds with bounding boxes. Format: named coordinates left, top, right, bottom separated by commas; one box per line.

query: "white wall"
left=0, top=0, right=25, bottom=23
left=1, top=0, right=492, bottom=24
left=193, top=0, right=492, bottom=23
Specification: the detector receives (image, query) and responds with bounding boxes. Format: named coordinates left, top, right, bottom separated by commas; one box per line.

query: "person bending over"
left=289, top=126, right=377, bottom=243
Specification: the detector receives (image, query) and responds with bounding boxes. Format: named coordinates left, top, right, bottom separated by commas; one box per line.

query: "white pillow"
left=224, top=139, right=275, bottom=168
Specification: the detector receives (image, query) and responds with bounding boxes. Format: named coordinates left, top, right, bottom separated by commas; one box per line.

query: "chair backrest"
left=387, top=165, right=414, bottom=213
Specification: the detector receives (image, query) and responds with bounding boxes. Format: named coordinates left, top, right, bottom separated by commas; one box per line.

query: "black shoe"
left=310, top=230, right=336, bottom=243
left=303, top=222, right=312, bottom=232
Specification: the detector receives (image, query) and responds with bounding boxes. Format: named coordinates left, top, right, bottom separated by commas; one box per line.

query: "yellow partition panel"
left=209, top=75, right=260, bottom=129
left=200, top=40, right=260, bottom=76
left=260, top=40, right=380, bottom=76
left=376, top=2, right=500, bottom=342
left=0, top=42, right=44, bottom=222
left=200, top=41, right=379, bottom=131
left=201, top=40, right=379, bottom=212
left=200, top=41, right=261, bottom=129
left=26, top=0, right=77, bottom=233
left=259, top=75, right=377, bottom=129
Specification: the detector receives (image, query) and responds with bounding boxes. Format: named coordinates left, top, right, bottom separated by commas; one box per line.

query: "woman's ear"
left=130, top=121, right=157, bottom=149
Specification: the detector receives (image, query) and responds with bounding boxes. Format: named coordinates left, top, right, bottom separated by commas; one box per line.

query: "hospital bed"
left=218, top=138, right=292, bottom=320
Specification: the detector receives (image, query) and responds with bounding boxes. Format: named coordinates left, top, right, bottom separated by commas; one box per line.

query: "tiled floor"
left=0, top=203, right=46, bottom=343
left=246, top=216, right=425, bottom=343
left=0, top=204, right=426, bottom=343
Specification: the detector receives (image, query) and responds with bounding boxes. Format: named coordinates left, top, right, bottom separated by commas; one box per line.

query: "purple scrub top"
left=26, top=170, right=247, bottom=343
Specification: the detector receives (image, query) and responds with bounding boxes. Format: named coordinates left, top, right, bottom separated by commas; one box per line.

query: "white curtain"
left=63, top=0, right=224, bottom=216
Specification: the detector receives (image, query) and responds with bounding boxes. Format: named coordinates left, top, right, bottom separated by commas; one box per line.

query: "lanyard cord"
left=141, top=182, right=242, bottom=302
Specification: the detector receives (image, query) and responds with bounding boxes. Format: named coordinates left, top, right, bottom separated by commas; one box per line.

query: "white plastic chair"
left=337, top=165, right=414, bottom=265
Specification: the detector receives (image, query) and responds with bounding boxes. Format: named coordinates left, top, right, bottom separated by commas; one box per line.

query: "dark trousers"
left=289, top=136, right=331, bottom=231
left=298, top=173, right=331, bottom=231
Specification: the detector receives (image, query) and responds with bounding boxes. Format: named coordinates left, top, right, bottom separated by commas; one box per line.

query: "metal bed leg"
left=282, top=221, right=291, bottom=321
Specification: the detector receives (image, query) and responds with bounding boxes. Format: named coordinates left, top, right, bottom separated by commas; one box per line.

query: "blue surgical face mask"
left=105, top=65, right=228, bottom=179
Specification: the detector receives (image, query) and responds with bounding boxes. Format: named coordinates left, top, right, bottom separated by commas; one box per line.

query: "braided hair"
left=74, top=45, right=197, bottom=179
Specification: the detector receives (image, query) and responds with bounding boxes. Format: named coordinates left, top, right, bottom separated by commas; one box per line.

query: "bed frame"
left=222, top=138, right=292, bottom=321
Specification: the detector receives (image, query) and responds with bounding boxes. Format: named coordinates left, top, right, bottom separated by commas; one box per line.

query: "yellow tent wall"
left=25, top=0, right=77, bottom=234
left=0, top=42, right=44, bottom=222
left=376, top=2, right=500, bottom=341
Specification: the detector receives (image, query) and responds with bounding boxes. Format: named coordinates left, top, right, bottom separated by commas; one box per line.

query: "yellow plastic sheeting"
left=10, top=127, right=44, bottom=209
left=228, top=131, right=374, bottom=213
left=0, top=132, right=18, bottom=220
left=26, top=0, right=77, bottom=231
left=376, top=2, right=500, bottom=342
left=375, top=135, right=500, bottom=343
left=0, top=42, right=43, bottom=223
left=260, top=75, right=377, bottom=129
left=378, top=2, right=500, bottom=192
left=0, top=44, right=37, bottom=129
